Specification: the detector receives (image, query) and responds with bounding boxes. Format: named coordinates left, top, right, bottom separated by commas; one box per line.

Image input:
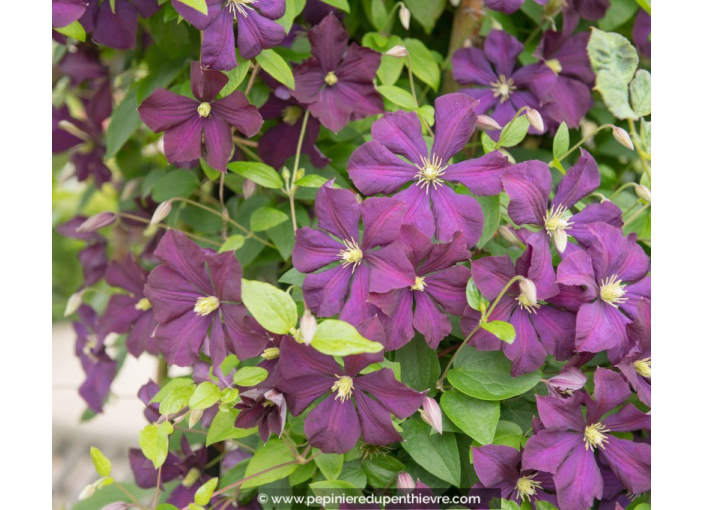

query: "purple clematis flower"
left=452, top=30, right=556, bottom=138
left=138, top=61, right=263, bottom=171
left=616, top=300, right=651, bottom=407
left=633, top=10, right=651, bottom=59
left=461, top=233, right=577, bottom=376
left=292, top=183, right=416, bottom=325
left=56, top=216, right=109, bottom=287
left=348, top=93, right=511, bottom=246
left=53, top=0, right=88, bottom=27
left=279, top=318, right=426, bottom=453
left=137, top=380, right=161, bottom=423
left=483, top=0, right=546, bottom=14
left=100, top=254, right=158, bottom=358
left=292, top=13, right=383, bottom=133
left=129, top=448, right=182, bottom=489
left=74, top=305, right=117, bottom=413
left=502, top=150, right=623, bottom=258
left=234, top=388, right=287, bottom=441
left=80, top=0, right=161, bottom=49
left=368, top=225, right=470, bottom=350
left=523, top=368, right=651, bottom=510
left=472, top=444, right=557, bottom=507
left=173, top=0, right=286, bottom=70
left=556, top=223, right=650, bottom=354
left=534, top=30, right=594, bottom=128
left=144, top=230, right=268, bottom=367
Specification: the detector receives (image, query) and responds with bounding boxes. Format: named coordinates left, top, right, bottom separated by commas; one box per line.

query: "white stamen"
left=414, top=154, right=448, bottom=193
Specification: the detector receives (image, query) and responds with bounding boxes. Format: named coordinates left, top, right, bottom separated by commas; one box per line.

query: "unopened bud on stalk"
left=385, top=45, right=408, bottom=58
left=189, top=408, right=204, bottom=429
left=300, top=309, right=317, bottom=345
left=518, top=277, right=538, bottom=307
left=476, top=115, right=501, bottom=131
left=611, top=126, right=634, bottom=150
left=635, top=185, right=651, bottom=203
left=77, top=212, right=116, bottom=232
left=282, top=167, right=291, bottom=182
left=420, top=397, right=443, bottom=435
left=151, top=200, right=173, bottom=226
left=397, top=472, right=416, bottom=490
left=399, top=4, right=410, bottom=30
left=243, top=179, right=256, bottom=200
left=78, top=483, right=96, bottom=501
left=526, top=108, right=544, bottom=132
left=65, top=289, right=85, bottom=317
left=498, top=225, right=521, bottom=246
left=449, top=0, right=460, bottom=6
left=546, top=367, right=587, bottom=396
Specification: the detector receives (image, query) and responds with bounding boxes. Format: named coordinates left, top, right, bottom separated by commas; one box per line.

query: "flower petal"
left=348, top=141, right=416, bottom=196
left=205, top=250, right=242, bottom=302
left=451, top=48, right=497, bottom=86
left=484, top=30, right=523, bottom=77
left=556, top=250, right=598, bottom=298
left=505, top=308, right=548, bottom=376
left=424, top=265, right=471, bottom=316
left=153, top=230, right=212, bottom=293
left=431, top=186, right=484, bottom=246
left=587, top=367, right=632, bottom=422
left=354, top=368, right=426, bottom=418
left=144, top=265, right=204, bottom=323
left=237, top=10, right=286, bottom=61
left=430, top=93, right=479, bottom=163
left=315, top=185, right=361, bottom=243
left=138, top=89, right=198, bottom=133
left=371, top=111, right=427, bottom=167
left=472, top=445, right=520, bottom=489
left=280, top=375, right=333, bottom=416
left=212, top=91, right=263, bottom=137
left=553, top=444, right=603, bottom=510
left=203, top=114, right=234, bottom=172
left=575, top=300, right=630, bottom=353
left=368, top=289, right=415, bottom=351
left=154, top=312, right=212, bottom=367
left=523, top=430, right=582, bottom=473
left=443, top=151, right=511, bottom=196
left=361, top=197, right=406, bottom=249
left=600, top=437, right=651, bottom=495
left=200, top=8, right=237, bottom=71
left=293, top=227, right=343, bottom=273
left=303, top=264, right=353, bottom=318
left=93, top=0, right=137, bottom=50
left=172, top=0, right=222, bottom=30
left=279, top=336, right=340, bottom=379
left=308, top=12, right=347, bottom=71
left=553, top=149, right=600, bottom=209
left=163, top=115, right=205, bottom=164
left=395, top=184, right=435, bottom=239
left=536, top=393, right=585, bottom=431
left=532, top=305, right=576, bottom=361
left=472, top=255, right=516, bottom=300
left=501, top=160, right=551, bottom=226
left=412, top=290, right=452, bottom=349
left=304, top=394, right=361, bottom=454
left=339, top=263, right=377, bottom=326
left=190, top=60, right=228, bottom=102
left=354, top=390, right=403, bottom=445
left=364, top=245, right=416, bottom=293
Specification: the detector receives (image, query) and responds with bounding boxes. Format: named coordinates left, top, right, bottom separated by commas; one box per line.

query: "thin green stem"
left=610, top=182, right=638, bottom=200
left=153, top=466, right=162, bottom=509
left=245, top=63, right=260, bottom=96
left=235, top=141, right=263, bottom=162
left=288, top=109, right=311, bottom=233
left=628, top=118, right=652, bottom=181
left=115, top=482, right=149, bottom=510
left=379, top=2, right=403, bottom=35
left=219, top=173, right=228, bottom=241
left=406, top=54, right=434, bottom=137
left=116, top=212, right=220, bottom=247
left=558, top=124, right=613, bottom=162
left=623, top=203, right=650, bottom=228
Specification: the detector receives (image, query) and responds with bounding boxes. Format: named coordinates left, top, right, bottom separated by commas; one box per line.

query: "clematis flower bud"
left=64, top=289, right=85, bottom=317
left=449, top=0, right=460, bottom=5
left=611, top=126, right=634, bottom=150
left=385, top=45, right=408, bottom=58
left=399, top=4, right=410, bottom=30
left=518, top=277, right=538, bottom=307
left=150, top=200, right=172, bottom=226
left=243, top=179, right=257, bottom=200
left=397, top=472, right=416, bottom=490
left=525, top=108, right=544, bottom=132
left=546, top=367, right=587, bottom=397
left=498, top=225, right=521, bottom=246
left=476, top=115, right=501, bottom=131
left=189, top=408, right=204, bottom=428
left=78, top=483, right=96, bottom=501
left=420, top=397, right=442, bottom=434
left=77, top=212, right=116, bottom=232
left=300, top=309, right=317, bottom=345
left=635, top=185, right=651, bottom=203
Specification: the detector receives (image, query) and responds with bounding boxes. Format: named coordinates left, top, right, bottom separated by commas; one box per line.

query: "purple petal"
left=315, top=185, right=361, bottom=243
left=412, top=290, right=452, bottom=349
left=154, top=312, right=212, bottom=366
left=423, top=265, right=471, bottom=316
left=200, top=8, right=237, bottom=71
left=536, top=393, right=585, bottom=431
left=364, top=245, right=416, bottom=293
left=396, top=224, right=434, bottom=268
left=532, top=305, right=576, bottom=361
left=473, top=445, right=520, bottom=489
left=93, top=0, right=137, bottom=50
left=163, top=115, right=205, bottom=164
left=53, top=0, right=87, bottom=28
left=205, top=250, right=242, bottom=302
left=101, top=294, right=142, bottom=334
left=501, top=160, right=551, bottom=226
left=291, top=59, right=326, bottom=104
left=542, top=77, right=592, bottom=129
left=126, top=311, right=159, bottom=358
left=575, top=300, right=630, bottom=353
left=553, top=149, right=600, bottom=209
left=472, top=255, right=516, bottom=300
left=343, top=316, right=387, bottom=376
left=302, top=264, right=353, bottom=318
left=308, top=12, right=347, bottom=71
left=153, top=230, right=212, bottom=293
left=556, top=250, right=598, bottom=298
left=279, top=374, right=332, bottom=415
left=568, top=201, right=624, bottom=247
left=212, top=91, right=263, bottom=137
left=144, top=265, right=204, bottom=323
left=222, top=304, right=270, bottom=360
left=633, top=10, right=651, bottom=59
left=587, top=367, right=632, bottom=421
left=431, top=186, right=484, bottom=246
left=430, top=93, right=479, bottom=163
left=602, top=403, right=651, bottom=432
left=505, top=308, right=548, bottom=376
left=279, top=335, right=340, bottom=379
left=172, top=0, right=222, bottom=30
left=395, top=184, right=435, bottom=239
left=553, top=444, right=603, bottom=510
left=443, top=151, right=511, bottom=196
left=339, top=263, right=377, bottom=326
left=484, top=30, right=522, bottom=77
left=451, top=48, right=497, bottom=86
left=354, top=368, right=426, bottom=417
left=523, top=430, right=582, bottom=473
left=138, top=89, right=199, bottom=132
left=348, top=141, right=417, bottom=195
left=484, top=0, right=524, bottom=14
left=368, top=289, right=415, bottom=351
left=105, top=254, right=147, bottom=295
left=361, top=197, right=406, bottom=249
left=237, top=10, right=286, bottom=61
left=304, top=395, right=361, bottom=454
left=256, top=0, right=286, bottom=19
left=521, top=230, right=560, bottom=299
left=292, top=227, right=343, bottom=273
left=79, top=357, right=117, bottom=413
left=208, top=315, right=228, bottom=370
left=190, top=60, right=228, bottom=102
left=203, top=114, right=234, bottom=171
left=354, top=390, right=403, bottom=445
left=371, top=111, right=427, bottom=167
left=600, top=437, right=651, bottom=495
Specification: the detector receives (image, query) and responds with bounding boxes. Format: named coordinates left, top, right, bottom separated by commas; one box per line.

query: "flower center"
left=261, top=347, right=280, bottom=360
left=516, top=293, right=541, bottom=314
left=543, top=204, right=573, bottom=252
left=282, top=105, right=302, bottom=125
left=226, top=0, right=256, bottom=17
left=331, top=375, right=354, bottom=402
left=339, top=239, right=363, bottom=271
left=135, top=297, right=151, bottom=311
left=634, top=357, right=651, bottom=378
left=545, top=59, right=562, bottom=74
left=414, top=154, right=448, bottom=193
left=411, top=276, right=426, bottom=291
left=584, top=423, right=610, bottom=451
left=197, top=102, right=211, bottom=117
left=515, top=474, right=542, bottom=502
left=194, top=296, right=220, bottom=316
left=325, top=71, right=338, bottom=86
left=262, top=399, right=275, bottom=407
left=599, top=275, right=627, bottom=307
left=490, top=74, right=517, bottom=103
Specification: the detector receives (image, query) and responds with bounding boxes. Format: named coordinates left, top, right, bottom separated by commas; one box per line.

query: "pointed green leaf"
left=311, top=319, right=384, bottom=356
left=241, top=279, right=298, bottom=334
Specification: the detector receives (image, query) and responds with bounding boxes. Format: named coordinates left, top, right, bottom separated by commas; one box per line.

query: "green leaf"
left=476, top=195, right=500, bottom=249
left=395, top=334, right=440, bottom=392
left=311, top=319, right=384, bottom=356
left=492, top=420, right=524, bottom=449
left=220, top=53, right=250, bottom=96
left=206, top=409, right=256, bottom=445
left=150, top=378, right=193, bottom=403
left=318, top=0, right=350, bottom=12
left=90, top=447, right=112, bottom=477
left=501, top=500, right=521, bottom=510
left=136, top=59, right=186, bottom=104
left=629, top=69, right=651, bottom=117
left=106, top=87, right=140, bottom=159
left=189, top=382, right=221, bottom=410
left=177, top=0, right=208, bottom=14
left=361, top=455, right=405, bottom=487
left=242, top=439, right=298, bottom=489
left=219, top=235, right=246, bottom=253
left=362, top=33, right=405, bottom=86
left=377, top=85, right=417, bottom=110
left=400, top=419, right=461, bottom=486
left=598, top=0, right=639, bottom=31
left=152, top=170, right=199, bottom=202
left=448, top=347, right=541, bottom=401
left=250, top=207, right=289, bottom=232
left=553, top=122, right=570, bottom=160
left=497, top=116, right=530, bottom=148
left=54, top=20, right=86, bottom=41
left=139, top=422, right=171, bottom=468
left=535, top=502, right=560, bottom=510
left=440, top=391, right=499, bottom=445
left=227, top=161, right=284, bottom=188
left=295, top=174, right=329, bottom=188
left=465, top=278, right=487, bottom=312
left=200, top=158, right=222, bottom=181
left=233, top=367, right=269, bottom=387
left=481, top=132, right=497, bottom=153
left=634, top=0, right=650, bottom=15
left=255, top=49, right=295, bottom=90
left=403, top=39, right=441, bottom=91
left=481, top=320, right=516, bottom=344
left=241, top=279, right=298, bottom=334
left=404, top=0, right=446, bottom=34
left=194, top=478, right=218, bottom=506
left=416, top=105, right=435, bottom=127
left=314, top=451, right=344, bottom=480
left=588, top=28, right=639, bottom=120
left=159, top=383, right=195, bottom=415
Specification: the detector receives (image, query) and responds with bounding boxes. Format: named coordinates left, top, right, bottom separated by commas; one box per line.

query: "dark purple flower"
left=292, top=183, right=416, bottom=325
left=173, top=0, right=286, bottom=70
left=56, top=45, right=108, bottom=85
left=144, top=230, right=268, bottom=367
left=616, top=300, right=651, bottom=407
left=348, top=93, right=511, bottom=246
left=138, top=61, right=263, bottom=171
left=100, top=254, right=158, bottom=358
left=523, top=368, right=651, bottom=510
left=565, top=0, right=610, bottom=22
left=461, top=233, right=577, bottom=376
left=56, top=216, right=109, bottom=287
left=534, top=30, right=594, bottom=128
left=292, top=13, right=383, bottom=132
left=129, top=448, right=182, bottom=489
left=235, top=388, right=287, bottom=441
left=556, top=223, right=650, bottom=354
left=545, top=366, right=588, bottom=398
left=80, top=0, right=160, bottom=49
left=137, top=380, right=161, bottom=422
left=452, top=30, right=556, bottom=138
left=53, top=0, right=87, bottom=27
left=279, top=319, right=426, bottom=453
left=368, top=226, right=470, bottom=350
left=633, top=10, right=651, bottom=59
left=502, top=150, right=623, bottom=259
left=302, top=0, right=343, bottom=25
left=74, top=305, right=117, bottom=413
left=473, top=444, right=557, bottom=506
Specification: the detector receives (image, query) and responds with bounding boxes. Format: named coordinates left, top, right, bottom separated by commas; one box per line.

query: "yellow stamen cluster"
left=194, top=295, right=220, bottom=316
left=325, top=71, right=338, bottom=86
left=516, top=474, right=542, bottom=502
left=599, top=275, right=627, bottom=307
left=261, top=347, right=280, bottom=360
left=411, top=276, right=427, bottom=292
left=490, top=74, right=517, bottom=103
left=197, top=102, right=211, bottom=118
left=634, top=357, right=651, bottom=378
left=516, top=293, right=541, bottom=314
left=282, top=105, right=303, bottom=125
left=545, top=59, right=563, bottom=74
left=331, top=375, right=354, bottom=402
left=226, top=0, right=256, bottom=17
left=414, top=154, right=448, bottom=193
left=135, top=297, right=151, bottom=311
left=339, top=239, right=363, bottom=271
left=543, top=204, right=573, bottom=252
left=583, top=422, right=610, bottom=451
